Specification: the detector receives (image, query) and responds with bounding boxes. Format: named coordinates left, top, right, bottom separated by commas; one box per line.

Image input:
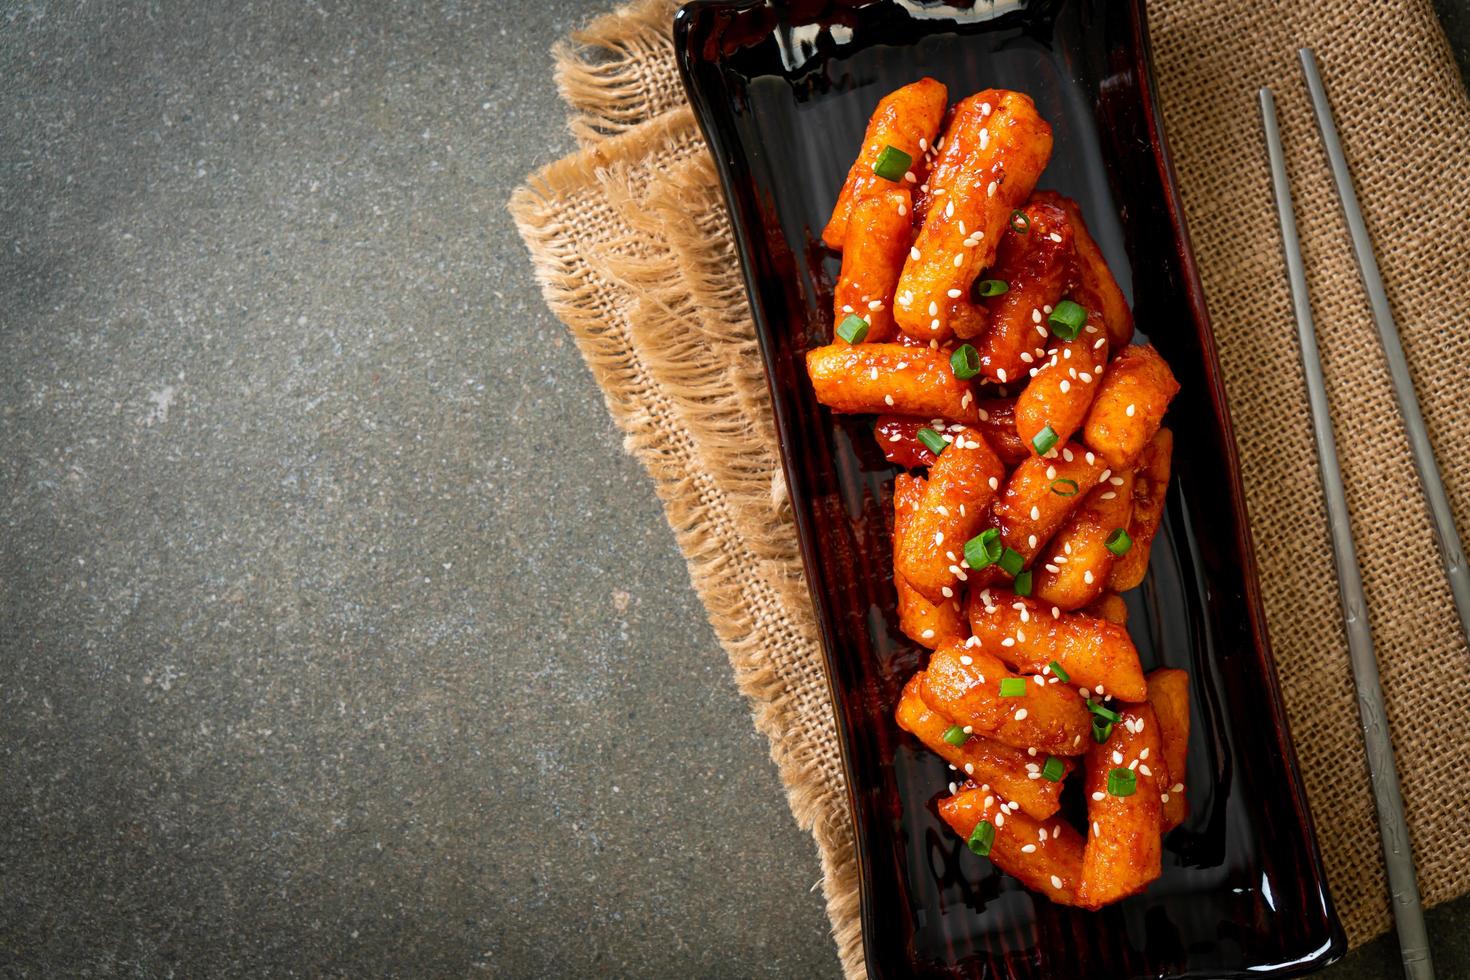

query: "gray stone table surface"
left=1, top=1, right=1465, bottom=977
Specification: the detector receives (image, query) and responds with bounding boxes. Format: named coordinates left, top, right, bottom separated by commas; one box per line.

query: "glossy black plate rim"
left=672, top=1, right=1345, bottom=976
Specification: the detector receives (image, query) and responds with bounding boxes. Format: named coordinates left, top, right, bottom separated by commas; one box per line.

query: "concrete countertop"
left=2, top=1, right=1464, bottom=976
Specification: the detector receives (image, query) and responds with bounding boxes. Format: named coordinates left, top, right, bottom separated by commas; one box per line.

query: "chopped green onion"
left=942, top=724, right=969, bottom=746
left=836, top=313, right=869, bottom=344
left=1087, top=700, right=1122, bottom=723
left=1013, top=569, right=1033, bottom=597
left=1031, top=425, right=1059, bottom=456
left=917, top=427, right=948, bottom=456
left=1048, top=660, right=1070, bottom=683
left=1041, top=756, right=1065, bottom=782
left=964, top=528, right=1003, bottom=570
left=976, top=279, right=1008, bottom=297
left=950, top=344, right=980, bottom=380
left=1107, top=767, right=1137, bottom=797
left=997, top=547, right=1024, bottom=577
left=1010, top=210, right=1030, bottom=234
left=998, top=677, right=1028, bottom=698
left=872, top=145, right=912, bottom=182
left=1105, top=528, right=1133, bottom=556
left=967, top=819, right=996, bottom=857
left=1050, top=478, right=1080, bottom=497
left=1047, top=299, right=1086, bottom=341
left=1091, top=717, right=1114, bottom=743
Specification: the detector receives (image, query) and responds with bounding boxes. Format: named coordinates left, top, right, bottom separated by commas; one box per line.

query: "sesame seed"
left=868, top=299, right=884, bottom=311
left=921, top=628, right=935, bottom=639
left=1000, top=637, right=1015, bottom=647
left=1140, top=764, right=1152, bottom=777
left=988, top=476, right=999, bottom=490
left=1049, top=232, right=1062, bottom=243
left=842, top=304, right=853, bottom=313
left=941, top=586, right=953, bottom=598
left=1029, top=506, right=1040, bottom=520
left=896, top=361, right=909, bottom=369
left=979, top=129, right=989, bottom=149
left=930, top=318, right=940, bottom=330
left=1172, top=782, right=1184, bottom=793
left=910, top=246, right=921, bottom=260
left=1095, top=684, right=1104, bottom=694
left=898, top=202, right=907, bottom=216
left=964, top=762, right=975, bottom=774
left=1020, top=351, right=1033, bottom=364
left=870, top=367, right=879, bottom=380
left=1126, top=403, right=1136, bottom=417
left=1129, top=759, right=1139, bottom=770
left=1079, top=372, right=1092, bottom=383
left=1091, top=791, right=1105, bottom=801
left=1084, top=570, right=1094, bottom=584
left=994, top=812, right=1005, bottom=827
left=1160, top=793, right=1170, bottom=803
left=889, top=433, right=902, bottom=442
left=944, top=200, right=954, bottom=219
left=959, top=654, right=973, bottom=666
left=947, top=288, right=962, bottom=298
left=919, top=137, right=928, bottom=151
left=963, top=725, right=973, bottom=733
left=1052, top=607, right=1061, bottom=619
left=1027, top=534, right=1037, bottom=548
left=1021, top=843, right=1036, bottom=852
left=1060, top=379, right=1071, bottom=393
left=953, top=253, right=963, bottom=266
left=1062, top=448, right=1074, bottom=462
left=904, top=170, right=917, bottom=183
left=986, top=180, right=997, bottom=197
left=997, top=369, right=1007, bottom=382
left=934, top=531, right=944, bottom=545
left=884, top=394, right=894, bottom=406
left=1112, top=750, right=1123, bottom=764
left=949, top=781, right=957, bottom=794
left=1050, top=875, right=1062, bottom=890
left=960, top=391, right=972, bottom=409
left=1031, top=309, right=1042, bottom=324
left=1092, top=820, right=1100, bottom=836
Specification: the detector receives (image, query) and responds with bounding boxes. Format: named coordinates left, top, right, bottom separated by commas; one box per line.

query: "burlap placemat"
left=511, top=1, right=1470, bottom=973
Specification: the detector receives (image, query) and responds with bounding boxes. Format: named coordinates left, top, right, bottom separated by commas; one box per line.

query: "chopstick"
left=1260, top=88, right=1435, bottom=980
left=1300, top=47, right=1470, bottom=646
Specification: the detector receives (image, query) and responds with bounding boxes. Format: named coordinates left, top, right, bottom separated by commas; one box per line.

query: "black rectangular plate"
left=674, top=1, right=1345, bottom=977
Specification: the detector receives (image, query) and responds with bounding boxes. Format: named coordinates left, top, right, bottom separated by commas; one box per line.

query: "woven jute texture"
left=510, top=1, right=1470, bottom=973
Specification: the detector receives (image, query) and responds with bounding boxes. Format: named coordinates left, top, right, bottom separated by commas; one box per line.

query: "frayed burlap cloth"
left=510, top=1, right=1470, bottom=973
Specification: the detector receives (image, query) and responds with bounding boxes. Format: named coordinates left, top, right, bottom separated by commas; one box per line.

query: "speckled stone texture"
left=0, top=1, right=1464, bottom=977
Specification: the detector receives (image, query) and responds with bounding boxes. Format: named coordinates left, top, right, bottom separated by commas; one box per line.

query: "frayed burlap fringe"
left=509, top=106, right=865, bottom=976
left=513, top=0, right=1470, bottom=971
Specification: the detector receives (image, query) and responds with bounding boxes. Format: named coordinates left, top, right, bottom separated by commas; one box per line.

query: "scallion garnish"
left=1010, top=210, right=1030, bottom=234
left=950, top=344, right=980, bottom=380
left=917, top=427, right=948, bottom=456
left=1105, top=528, right=1133, bottom=556
left=1048, top=660, right=1070, bottom=683
left=998, top=677, right=1028, bottom=698
left=1047, top=299, right=1086, bottom=341
left=964, top=528, right=1003, bottom=570
left=872, top=145, right=912, bottom=182
left=1087, top=700, right=1121, bottom=723
left=836, top=313, right=869, bottom=344
left=1050, top=478, right=1079, bottom=497
left=942, top=724, right=969, bottom=746
left=976, top=279, right=1008, bottom=297
left=1107, top=767, right=1137, bottom=797
left=997, top=547, right=1023, bottom=577
left=1041, top=756, right=1065, bottom=781
left=968, top=819, right=996, bottom=857
left=1013, top=569, right=1033, bottom=597
left=1031, top=425, right=1058, bottom=456
left=1091, top=717, right=1114, bottom=743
